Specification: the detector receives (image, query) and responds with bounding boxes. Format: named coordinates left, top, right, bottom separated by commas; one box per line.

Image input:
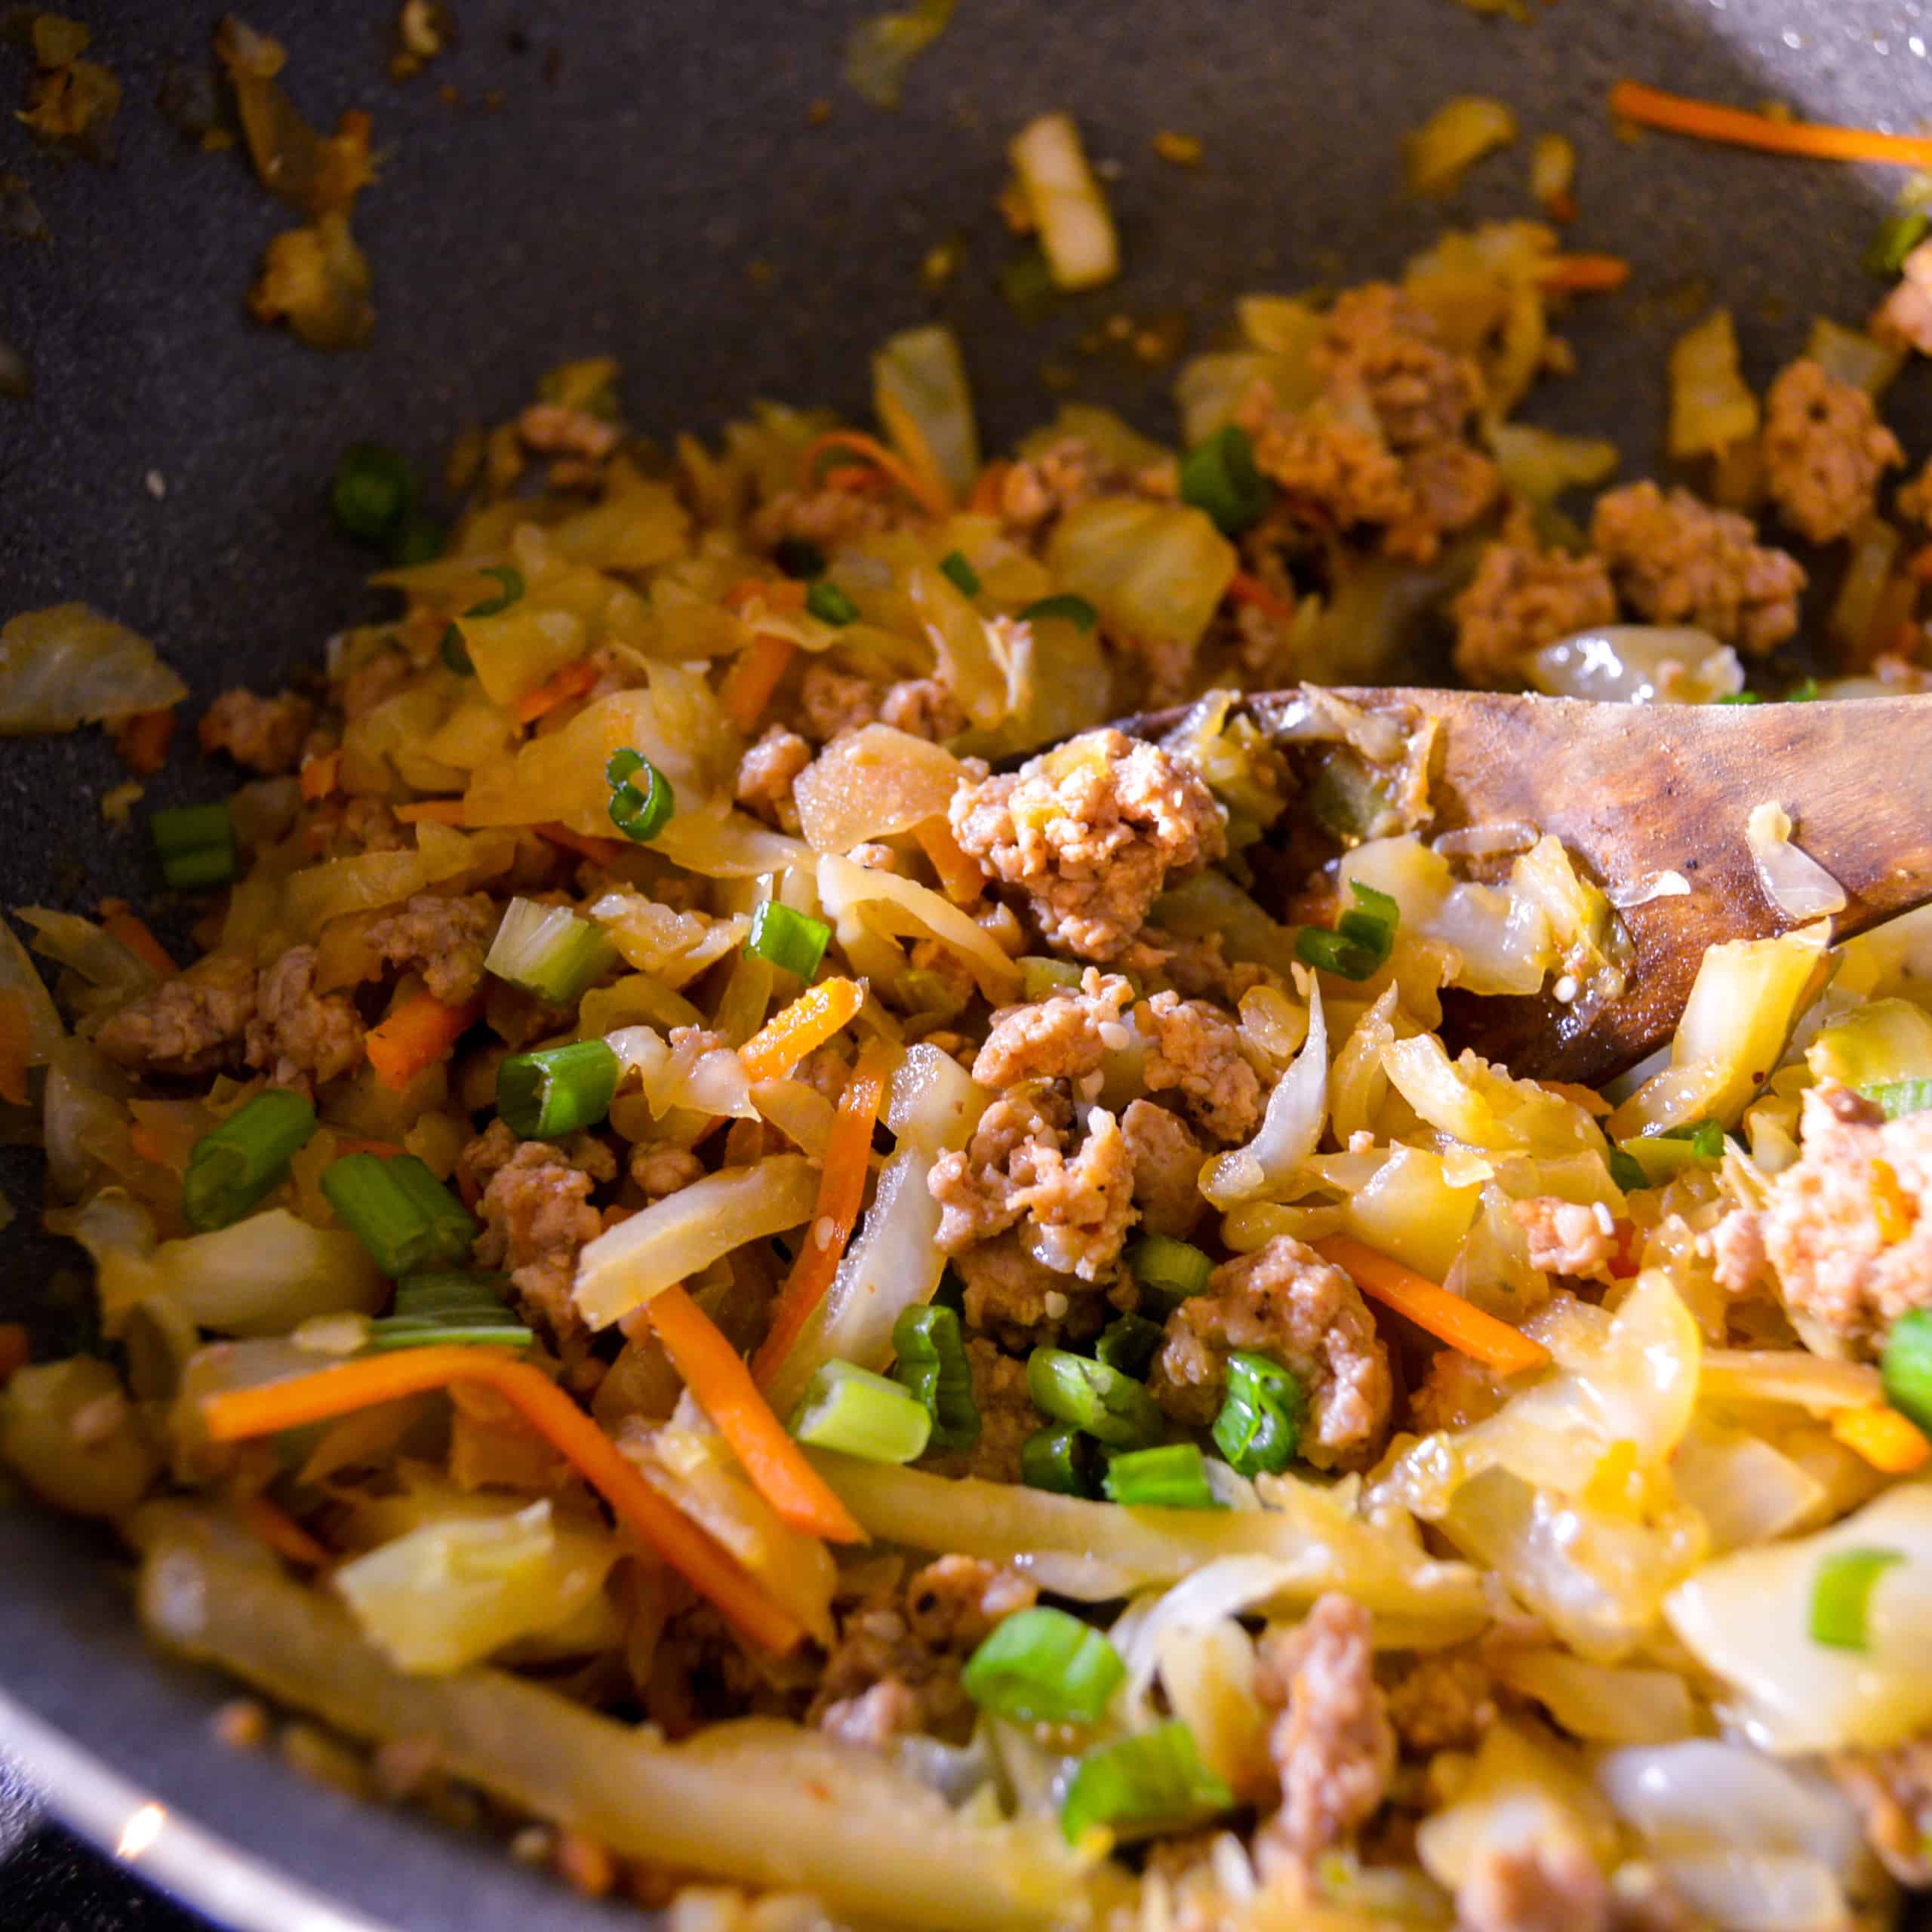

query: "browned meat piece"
left=923, top=1338, right=1043, bottom=1483
left=1255, top=1593, right=1395, bottom=1872
left=1872, top=242, right=1932, bottom=358
left=1382, top=1648, right=1497, bottom=1754
left=734, top=727, right=811, bottom=832
left=365, top=891, right=500, bottom=1005
left=952, top=1232, right=1109, bottom=1349
left=798, top=663, right=881, bottom=742
left=1407, top=1349, right=1509, bottom=1435
left=339, top=647, right=414, bottom=721
left=1456, top=1840, right=1609, bottom=1932
left=1511, top=1196, right=1616, bottom=1281
left=928, top=1088, right=1071, bottom=1252
left=1452, top=537, right=1618, bottom=686
left=1135, top=990, right=1263, bottom=1144
left=303, top=795, right=411, bottom=860
left=971, top=969, right=1134, bottom=1088
left=517, top=401, right=620, bottom=462
left=1315, top=284, right=1483, bottom=449
left=997, top=437, right=1106, bottom=535
left=1829, top=1742, right=1932, bottom=1885
left=902, top=1555, right=1038, bottom=1649
left=1386, top=442, right=1503, bottom=564
left=749, top=488, right=898, bottom=552
left=1761, top=358, right=1903, bottom=544
left=1710, top=1206, right=1767, bottom=1298
left=628, top=1143, right=705, bottom=1202
left=1150, top=930, right=1268, bottom=1006
left=1589, top=481, right=1805, bottom=657
left=1119, top=1098, right=1205, bottom=1238
left=1151, top=1236, right=1392, bottom=1470
left=1020, top=1107, right=1136, bottom=1281
left=1253, top=414, right=1415, bottom=535
left=878, top=677, right=965, bottom=742
left=197, top=688, right=315, bottom=776
left=469, top=1127, right=618, bottom=1340
left=950, top=730, right=1225, bottom=966
left=94, top=950, right=256, bottom=1076
left=244, top=945, right=365, bottom=1091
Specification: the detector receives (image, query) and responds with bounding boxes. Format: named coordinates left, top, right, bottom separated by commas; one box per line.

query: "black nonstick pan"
left=2, top=2, right=1928, bottom=1925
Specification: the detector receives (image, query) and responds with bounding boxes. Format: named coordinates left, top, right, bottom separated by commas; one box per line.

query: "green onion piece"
left=440, top=624, right=474, bottom=675
left=180, top=1089, right=318, bottom=1233
left=1020, top=955, right=1084, bottom=1001
left=605, top=746, right=675, bottom=844
left=1616, top=1126, right=1723, bottom=1186
left=1178, top=424, right=1268, bottom=537
left=891, top=1303, right=980, bottom=1456
left=1607, top=1148, right=1651, bottom=1194
left=940, top=549, right=982, bottom=598
left=1866, top=211, right=1930, bottom=278
left=1103, top=1441, right=1223, bottom=1509
left=320, top=1153, right=477, bottom=1278
left=365, top=1272, right=530, bottom=1352
left=1882, top=1309, right=1932, bottom=1432
left=1810, top=1546, right=1905, bottom=1650
left=1096, top=1312, right=1163, bottom=1380
left=1026, top=1347, right=1163, bottom=1448
left=1212, top=1349, right=1304, bottom=1478
left=805, top=580, right=860, bottom=626
left=150, top=801, right=236, bottom=891
left=1128, top=1235, right=1214, bottom=1312
left=1788, top=677, right=1821, bottom=702
left=1864, top=1079, right=1932, bottom=1121
left=789, top=1359, right=932, bottom=1462
left=497, top=1038, right=621, bottom=1140
left=1017, top=593, right=1097, bottom=633
left=772, top=537, right=826, bottom=580
left=1297, top=879, right=1398, bottom=982
left=330, top=441, right=417, bottom=545
left=483, top=897, right=620, bottom=1004
left=961, top=1606, right=1125, bottom=1724
left=1059, top=1722, right=1233, bottom=1846
left=464, top=564, right=525, bottom=617
left=1713, top=691, right=1763, bottom=706
left=746, top=901, right=831, bottom=980
left=1020, top=1424, right=1102, bottom=1497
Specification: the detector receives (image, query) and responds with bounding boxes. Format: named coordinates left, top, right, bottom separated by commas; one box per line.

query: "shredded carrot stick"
left=537, top=821, right=632, bottom=866
left=721, top=633, right=798, bottom=735
left=365, top=991, right=485, bottom=1091
left=199, top=1348, right=803, bottom=1651
left=798, top=430, right=952, bottom=521
left=1226, top=570, right=1294, bottom=623
left=332, top=1136, right=403, bottom=1159
left=1610, top=79, right=1932, bottom=168
left=0, top=1323, right=29, bottom=1383
left=514, top=657, right=601, bottom=726
left=752, top=1038, right=896, bottom=1387
left=0, top=989, right=29, bottom=1109
left=393, top=798, right=469, bottom=826
left=115, top=707, right=177, bottom=776
left=102, top=912, right=177, bottom=980
left=912, top=815, right=986, bottom=906
left=299, top=749, right=343, bottom=802
left=648, top=1283, right=864, bottom=1544
left=127, top=1120, right=172, bottom=1169
left=1536, top=253, right=1631, bottom=293
left=737, top=977, right=866, bottom=1085
left=1312, top=1235, right=1550, bottom=1376
left=968, top=461, right=1010, bottom=515
left=1832, top=1404, right=1931, bottom=1474
left=724, top=577, right=808, bottom=617
left=235, top=1494, right=331, bottom=1568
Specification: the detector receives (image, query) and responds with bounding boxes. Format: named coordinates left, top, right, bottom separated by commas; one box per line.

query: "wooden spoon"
left=1121, top=687, right=1932, bottom=1088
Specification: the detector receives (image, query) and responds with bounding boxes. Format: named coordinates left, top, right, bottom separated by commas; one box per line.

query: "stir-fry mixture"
left=12, top=198, right=1932, bottom=1932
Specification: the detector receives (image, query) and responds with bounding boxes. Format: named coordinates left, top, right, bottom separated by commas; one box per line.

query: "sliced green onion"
left=1095, top=1312, right=1163, bottom=1380
left=1297, top=879, right=1398, bottom=982
left=1020, top=955, right=1084, bottom=1001
left=1810, top=1546, right=1905, bottom=1650
left=772, top=537, right=826, bottom=580
left=1127, top=1235, right=1214, bottom=1312
left=1017, top=593, right=1097, bottom=633
left=1178, top=423, right=1267, bottom=537
left=746, top=901, right=831, bottom=980
left=180, top=1089, right=318, bottom=1233
left=940, top=549, right=981, bottom=598
left=1864, top=1079, right=1932, bottom=1121
left=1212, top=1349, right=1304, bottom=1478
left=1788, top=677, right=1821, bottom=702
left=484, top=897, right=620, bottom=1005
left=1059, top=1722, right=1233, bottom=1846
left=1103, top=1441, right=1222, bottom=1509
left=1020, top=1424, right=1103, bottom=1497
left=440, top=624, right=474, bottom=675
left=1713, top=691, right=1763, bottom=706
left=605, top=746, right=675, bottom=844
left=330, top=441, right=416, bottom=546
left=150, top=801, right=236, bottom=891
left=389, top=513, right=445, bottom=568
left=365, top=1272, right=530, bottom=1352
left=1619, top=1118, right=1726, bottom=1184
left=1882, top=1309, right=1932, bottom=1432
left=321, top=1152, right=477, bottom=1278
left=961, top=1607, right=1124, bottom=1724
left=891, top=1303, right=980, bottom=1456
left=497, top=1038, right=621, bottom=1140
left=1026, top=1347, right=1162, bottom=1448
left=1866, top=211, right=1930, bottom=278
left=789, top=1359, right=932, bottom=1462
left=1607, top=1148, right=1651, bottom=1194
left=805, top=580, right=860, bottom=626
left=464, top=564, right=525, bottom=617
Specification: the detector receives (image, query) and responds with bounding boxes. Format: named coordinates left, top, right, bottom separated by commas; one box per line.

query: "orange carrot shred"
left=1227, top=570, right=1294, bottom=623
left=737, top=977, right=865, bottom=1086
left=1536, top=253, right=1631, bottom=293
left=537, top=821, right=632, bottom=866
left=127, top=1121, right=172, bottom=1169
left=648, top=1283, right=864, bottom=1544
left=912, top=816, right=987, bottom=907
left=968, top=461, right=1010, bottom=515
left=514, top=657, right=600, bottom=726
left=102, top=911, right=177, bottom=980
left=300, top=749, right=343, bottom=802
left=1610, top=79, right=1932, bottom=168
left=199, top=1348, right=804, bottom=1651
left=0, top=1323, right=29, bottom=1383
left=721, top=633, right=798, bottom=735
left=752, top=1037, right=896, bottom=1387
left=1312, top=1235, right=1550, bottom=1377
left=235, top=1494, right=332, bottom=1568
left=393, top=798, right=469, bottom=826
left=0, top=989, right=30, bottom=1109
left=115, top=707, right=177, bottom=777
left=798, top=430, right=952, bottom=521
left=724, top=577, right=808, bottom=617
left=365, top=991, right=485, bottom=1091
left=1832, top=1404, right=1931, bottom=1474
left=331, top=1136, right=404, bottom=1159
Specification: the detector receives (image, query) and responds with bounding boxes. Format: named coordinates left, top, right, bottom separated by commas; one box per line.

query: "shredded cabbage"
left=1746, top=803, right=1847, bottom=923
left=0, top=605, right=187, bottom=733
